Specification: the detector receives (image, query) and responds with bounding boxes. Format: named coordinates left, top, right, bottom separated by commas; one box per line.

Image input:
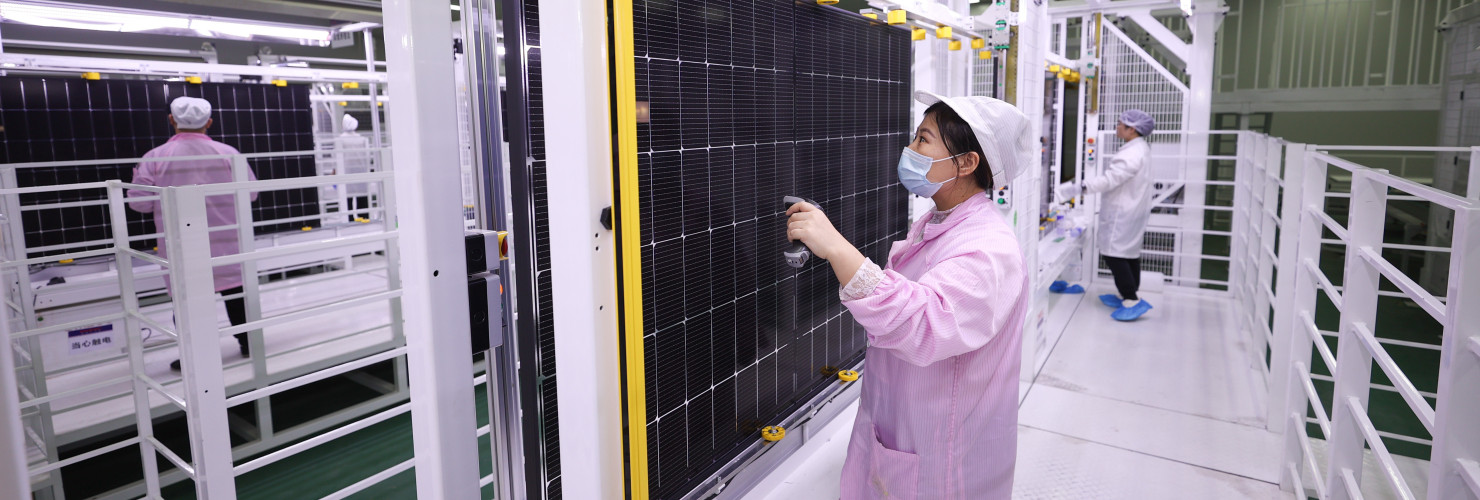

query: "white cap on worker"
left=913, top=90, right=1035, bottom=188
left=342, top=114, right=359, bottom=132
left=170, top=96, right=212, bottom=130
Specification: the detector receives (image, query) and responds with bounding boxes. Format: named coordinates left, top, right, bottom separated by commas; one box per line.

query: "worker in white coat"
left=333, top=115, right=375, bottom=220
left=1057, top=109, right=1155, bottom=321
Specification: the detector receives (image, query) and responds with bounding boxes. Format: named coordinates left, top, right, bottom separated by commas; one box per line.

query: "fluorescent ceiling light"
left=191, top=19, right=330, bottom=42
left=0, top=3, right=187, bottom=32
left=336, top=21, right=379, bottom=33
left=0, top=1, right=333, bottom=45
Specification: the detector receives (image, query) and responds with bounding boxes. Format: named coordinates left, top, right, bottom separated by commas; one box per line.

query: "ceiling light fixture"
left=0, top=1, right=335, bottom=45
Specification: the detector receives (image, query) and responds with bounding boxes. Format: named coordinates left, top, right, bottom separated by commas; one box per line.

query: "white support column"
left=1427, top=201, right=1480, bottom=499
left=165, top=187, right=237, bottom=499
left=1324, top=168, right=1386, bottom=499
left=1177, top=0, right=1223, bottom=287
left=1267, top=142, right=1306, bottom=431
left=380, top=1, right=482, bottom=498
left=539, top=0, right=624, bottom=496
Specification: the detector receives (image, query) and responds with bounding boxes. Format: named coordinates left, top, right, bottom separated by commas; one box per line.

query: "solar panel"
left=0, top=77, right=320, bottom=257
left=627, top=1, right=913, bottom=497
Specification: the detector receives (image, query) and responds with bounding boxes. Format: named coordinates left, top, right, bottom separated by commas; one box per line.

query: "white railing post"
left=1268, top=142, right=1308, bottom=434
left=230, top=156, right=274, bottom=440
left=1428, top=201, right=1480, bottom=500
left=1325, top=168, right=1387, bottom=499
left=162, top=186, right=237, bottom=499
left=1279, top=146, right=1327, bottom=494
left=107, top=181, right=163, bottom=497
left=1230, top=132, right=1251, bottom=317
left=1253, top=136, right=1281, bottom=359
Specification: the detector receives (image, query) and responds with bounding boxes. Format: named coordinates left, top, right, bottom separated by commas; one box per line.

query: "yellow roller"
left=912, top=28, right=926, bottom=41
left=935, top=26, right=952, bottom=39
left=948, top=40, right=961, bottom=51
left=887, top=9, right=907, bottom=25
left=971, top=38, right=985, bottom=49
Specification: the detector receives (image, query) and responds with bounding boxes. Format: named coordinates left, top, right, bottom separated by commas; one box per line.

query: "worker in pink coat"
left=127, top=96, right=258, bottom=371
left=786, top=91, right=1034, bottom=499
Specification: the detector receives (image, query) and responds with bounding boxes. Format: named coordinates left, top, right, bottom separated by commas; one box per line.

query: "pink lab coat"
left=126, top=133, right=257, bottom=293
left=839, top=192, right=1027, bottom=500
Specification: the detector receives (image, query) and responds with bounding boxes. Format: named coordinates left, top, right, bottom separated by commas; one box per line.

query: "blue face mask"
left=897, top=147, right=963, bottom=198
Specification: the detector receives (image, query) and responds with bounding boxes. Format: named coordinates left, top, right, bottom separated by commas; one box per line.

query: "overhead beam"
left=0, top=53, right=386, bottom=83
left=868, top=0, right=982, bottom=39
left=1050, top=0, right=1179, bottom=19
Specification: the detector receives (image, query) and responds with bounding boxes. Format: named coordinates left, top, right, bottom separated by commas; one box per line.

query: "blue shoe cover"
left=1112, top=300, right=1154, bottom=321
left=1049, top=281, right=1068, bottom=293
left=1062, top=284, right=1085, bottom=294
left=1099, top=294, right=1123, bottom=308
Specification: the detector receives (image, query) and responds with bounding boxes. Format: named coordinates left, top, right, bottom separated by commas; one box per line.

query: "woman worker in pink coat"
left=787, top=91, right=1034, bottom=499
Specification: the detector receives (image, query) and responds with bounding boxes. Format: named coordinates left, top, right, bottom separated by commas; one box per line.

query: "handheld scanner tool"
left=783, top=196, right=822, bottom=268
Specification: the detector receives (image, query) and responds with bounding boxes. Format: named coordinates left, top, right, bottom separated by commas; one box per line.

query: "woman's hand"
left=786, top=202, right=849, bottom=259
left=787, top=202, right=867, bottom=285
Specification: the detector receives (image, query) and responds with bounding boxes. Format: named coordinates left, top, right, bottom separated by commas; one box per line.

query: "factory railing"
left=1271, top=143, right=1480, bottom=500
left=0, top=149, right=411, bottom=499
left=1083, top=132, right=1480, bottom=499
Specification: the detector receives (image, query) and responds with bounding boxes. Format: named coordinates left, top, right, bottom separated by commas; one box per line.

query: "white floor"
left=746, top=285, right=1288, bottom=499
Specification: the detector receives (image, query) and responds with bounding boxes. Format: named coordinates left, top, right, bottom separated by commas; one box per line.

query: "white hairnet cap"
left=170, top=96, right=212, bottom=130
left=1119, top=109, right=1155, bottom=136
left=342, top=114, right=359, bottom=132
left=914, top=91, right=1034, bottom=188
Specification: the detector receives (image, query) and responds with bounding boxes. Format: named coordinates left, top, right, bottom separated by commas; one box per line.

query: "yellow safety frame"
left=611, top=0, right=649, bottom=498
